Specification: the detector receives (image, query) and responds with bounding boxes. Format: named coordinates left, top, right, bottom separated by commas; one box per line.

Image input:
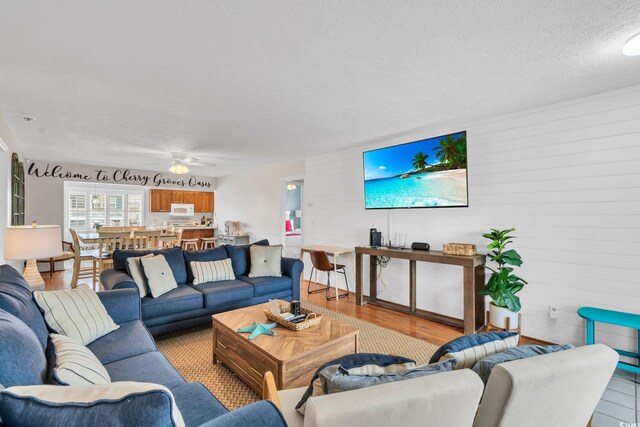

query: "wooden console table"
left=355, top=247, right=486, bottom=335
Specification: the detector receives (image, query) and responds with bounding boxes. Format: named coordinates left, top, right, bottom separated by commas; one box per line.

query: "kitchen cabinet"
left=150, top=189, right=172, bottom=212
left=194, top=191, right=214, bottom=213
left=182, top=191, right=195, bottom=205
left=217, top=234, right=249, bottom=245
left=149, top=189, right=215, bottom=213
left=171, top=191, right=184, bottom=204
left=204, top=192, right=214, bottom=213
left=181, top=228, right=215, bottom=240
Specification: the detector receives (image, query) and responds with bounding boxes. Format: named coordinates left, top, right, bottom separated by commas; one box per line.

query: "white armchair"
left=264, top=344, right=618, bottom=427
left=268, top=369, right=484, bottom=427
left=473, top=343, right=617, bottom=427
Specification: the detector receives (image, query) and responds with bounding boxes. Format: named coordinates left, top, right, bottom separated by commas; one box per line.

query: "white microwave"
left=170, top=203, right=194, bottom=217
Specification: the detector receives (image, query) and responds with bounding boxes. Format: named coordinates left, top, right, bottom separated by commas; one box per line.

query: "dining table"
left=77, top=231, right=178, bottom=245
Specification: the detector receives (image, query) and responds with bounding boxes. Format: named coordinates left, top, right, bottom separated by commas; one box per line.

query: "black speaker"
left=370, top=229, right=382, bottom=247
left=411, top=242, right=430, bottom=251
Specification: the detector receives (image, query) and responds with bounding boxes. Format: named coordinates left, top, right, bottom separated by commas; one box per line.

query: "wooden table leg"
left=464, top=265, right=485, bottom=335
left=356, top=253, right=364, bottom=305
left=369, top=255, right=378, bottom=303
left=474, top=265, right=485, bottom=332
left=409, top=260, right=417, bottom=313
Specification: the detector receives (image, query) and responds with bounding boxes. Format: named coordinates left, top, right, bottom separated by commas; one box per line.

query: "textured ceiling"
left=0, top=1, right=639, bottom=176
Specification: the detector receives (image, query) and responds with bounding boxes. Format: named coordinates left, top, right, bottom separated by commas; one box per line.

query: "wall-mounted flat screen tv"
left=363, top=131, right=468, bottom=209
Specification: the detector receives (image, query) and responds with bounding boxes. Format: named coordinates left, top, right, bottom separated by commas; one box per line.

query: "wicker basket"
left=443, top=243, right=477, bottom=256
left=264, top=301, right=323, bottom=331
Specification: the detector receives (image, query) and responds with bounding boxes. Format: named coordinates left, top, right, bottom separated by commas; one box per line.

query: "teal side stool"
left=577, top=306, right=640, bottom=374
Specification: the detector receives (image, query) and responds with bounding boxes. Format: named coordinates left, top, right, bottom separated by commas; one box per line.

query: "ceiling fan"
left=145, top=152, right=217, bottom=175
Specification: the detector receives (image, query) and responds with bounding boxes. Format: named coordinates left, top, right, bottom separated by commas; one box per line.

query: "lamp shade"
left=4, top=225, right=62, bottom=260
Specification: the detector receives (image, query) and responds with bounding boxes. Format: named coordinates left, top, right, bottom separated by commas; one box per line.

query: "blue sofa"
left=0, top=264, right=287, bottom=427
left=100, top=241, right=304, bottom=336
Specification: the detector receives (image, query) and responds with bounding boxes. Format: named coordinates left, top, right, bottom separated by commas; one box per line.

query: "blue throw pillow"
left=295, top=353, right=416, bottom=414
left=472, top=344, right=575, bottom=384
left=0, top=382, right=184, bottom=427
left=0, top=310, right=47, bottom=387
left=183, top=247, right=228, bottom=283
left=0, top=265, right=49, bottom=350
left=428, top=332, right=520, bottom=369
left=114, top=247, right=187, bottom=285
left=226, top=239, right=269, bottom=276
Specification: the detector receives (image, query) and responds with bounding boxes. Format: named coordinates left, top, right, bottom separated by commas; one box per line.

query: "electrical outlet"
left=549, top=305, right=559, bottom=319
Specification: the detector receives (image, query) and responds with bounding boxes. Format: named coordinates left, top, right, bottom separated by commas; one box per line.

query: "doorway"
left=281, top=178, right=303, bottom=258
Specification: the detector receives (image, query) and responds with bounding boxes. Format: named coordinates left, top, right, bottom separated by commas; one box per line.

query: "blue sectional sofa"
left=0, top=264, right=287, bottom=427
left=100, top=240, right=304, bottom=336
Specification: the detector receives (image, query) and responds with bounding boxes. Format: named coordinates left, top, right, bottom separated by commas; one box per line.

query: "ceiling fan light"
left=169, top=163, right=189, bottom=175
left=623, top=32, right=640, bottom=56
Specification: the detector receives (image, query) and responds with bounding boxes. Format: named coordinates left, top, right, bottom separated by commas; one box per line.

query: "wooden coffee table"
left=212, top=303, right=359, bottom=395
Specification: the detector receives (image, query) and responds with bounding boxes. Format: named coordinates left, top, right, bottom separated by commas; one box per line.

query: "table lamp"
left=4, top=223, right=62, bottom=290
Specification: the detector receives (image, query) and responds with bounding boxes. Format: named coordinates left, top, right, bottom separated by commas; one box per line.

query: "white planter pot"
left=489, top=303, right=519, bottom=330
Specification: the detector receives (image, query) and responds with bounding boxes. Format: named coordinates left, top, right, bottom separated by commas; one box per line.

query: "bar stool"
left=309, top=250, right=349, bottom=300
left=174, top=228, right=200, bottom=250
left=200, top=237, right=217, bottom=249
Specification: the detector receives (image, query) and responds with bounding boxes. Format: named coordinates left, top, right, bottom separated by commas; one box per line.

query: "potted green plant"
left=480, top=228, right=527, bottom=329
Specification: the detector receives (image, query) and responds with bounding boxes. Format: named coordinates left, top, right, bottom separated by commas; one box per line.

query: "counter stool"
left=181, top=239, right=200, bottom=250
left=578, top=306, right=640, bottom=373
left=201, top=237, right=217, bottom=249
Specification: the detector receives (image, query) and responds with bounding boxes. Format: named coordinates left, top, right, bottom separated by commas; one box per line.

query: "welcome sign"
left=27, top=161, right=214, bottom=189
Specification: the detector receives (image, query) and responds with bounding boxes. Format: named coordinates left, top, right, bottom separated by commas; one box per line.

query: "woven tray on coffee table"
left=264, top=300, right=322, bottom=331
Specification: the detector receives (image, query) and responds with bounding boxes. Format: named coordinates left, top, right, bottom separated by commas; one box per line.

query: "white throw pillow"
left=127, top=253, right=155, bottom=297
left=33, top=285, right=119, bottom=345
left=141, top=254, right=178, bottom=298
left=0, top=382, right=185, bottom=427
left=190, top=259, right=235, bottom=285
left=50, top=333, right=110, bottom=385
left=248, top=245, right=283, bottom=278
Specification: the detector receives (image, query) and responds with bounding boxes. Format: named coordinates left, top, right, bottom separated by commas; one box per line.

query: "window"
left=11, top=153, right=25, bottom=225
left=64, top=183, right=145, bottom=232
left=127, top=194, right=143, bottom=226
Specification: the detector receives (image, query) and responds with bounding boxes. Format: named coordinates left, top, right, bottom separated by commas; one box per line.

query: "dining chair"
left=96, top=231, right=130, bottom=287
left=36, top=240, right=75, bottom=277
left=309, top=250, right=350, bottom=300
left=98, top=226, right=126, bottom=232
left=69, top=229, right=99, bottom=289
left=130, top=230, right=162, bottom=249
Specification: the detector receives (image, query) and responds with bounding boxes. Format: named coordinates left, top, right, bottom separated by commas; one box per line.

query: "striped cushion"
left=190, top=259, right=236, bottom=285
left=33, top=285, right=119, bottom=345
left=50, top=334, right=110, bottom=386
left=0, top=382, right=185, bottom=427
left=429, top=332, right=520, bottom=370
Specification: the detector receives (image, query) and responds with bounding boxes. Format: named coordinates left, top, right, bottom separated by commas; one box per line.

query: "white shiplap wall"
left=303, top=84, right=640, bottom=349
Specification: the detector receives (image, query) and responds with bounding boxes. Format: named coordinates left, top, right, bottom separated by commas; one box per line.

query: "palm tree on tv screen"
left=411, top=151, right=429, bottom=172
left=434, top=134, right=467, bottom=169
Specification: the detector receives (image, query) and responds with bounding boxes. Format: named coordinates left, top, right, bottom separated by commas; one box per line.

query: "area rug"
left=155, top=302, right=439, bottom=410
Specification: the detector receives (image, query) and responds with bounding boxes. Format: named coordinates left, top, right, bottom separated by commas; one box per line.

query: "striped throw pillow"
left=50, top=334, right=110, bottom=386
left=190, top=259, right=235, bottom=285
left=429, top=332, right=520, bottom=370
left=0, top=382, right=185, bottom=427
left=33, top=285, right=119, bottom=345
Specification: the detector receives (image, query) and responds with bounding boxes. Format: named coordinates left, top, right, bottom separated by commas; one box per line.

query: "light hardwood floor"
left=43, top=267, right=545, bottom=346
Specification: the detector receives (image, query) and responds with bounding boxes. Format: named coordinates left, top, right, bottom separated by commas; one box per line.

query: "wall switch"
left=549, top=305, right=559, bottom=319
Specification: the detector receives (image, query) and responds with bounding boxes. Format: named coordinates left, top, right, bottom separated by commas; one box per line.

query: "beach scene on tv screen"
left=363, top=131, right=468, bottom=209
